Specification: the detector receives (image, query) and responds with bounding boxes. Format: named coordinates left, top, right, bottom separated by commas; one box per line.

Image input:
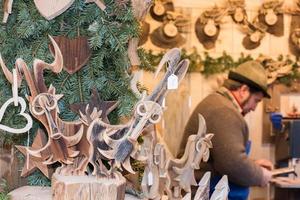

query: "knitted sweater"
left=179, top=91, right=263, bottom=186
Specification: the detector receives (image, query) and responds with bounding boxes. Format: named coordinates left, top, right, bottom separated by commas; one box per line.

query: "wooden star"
left=70, top=88, right=118, bottom=123
left=16, top=129, right=52, bottom=178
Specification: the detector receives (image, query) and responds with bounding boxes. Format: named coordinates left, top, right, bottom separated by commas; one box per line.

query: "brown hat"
left=149, top=1, right=174, bottom=22
left=228, top=60, right=271, bottom=98
left=195, top=18, right=220, bottom=50
left=258, top=13, right=284, bottom=37
left=150, top=23, right=186, bottom=49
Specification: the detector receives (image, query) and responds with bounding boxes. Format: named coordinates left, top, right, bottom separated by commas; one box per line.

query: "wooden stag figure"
left=141, top=114, right=215, bottom=200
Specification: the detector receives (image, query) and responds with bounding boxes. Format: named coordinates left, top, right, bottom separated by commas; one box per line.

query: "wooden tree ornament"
left=0, top=66, right=33, bottom=134
left=49, top=36, right=91, bottom=75
left=2, top=0, right=13, bottom=23
left=33, top=0, right=75, bottom=20
left=15, top=129, right=52, bottom=178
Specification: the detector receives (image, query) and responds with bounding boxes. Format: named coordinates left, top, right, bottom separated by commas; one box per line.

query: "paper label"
left=148, top=171, right=153, bottom=186
left=167, top=74, right=178, bottom=90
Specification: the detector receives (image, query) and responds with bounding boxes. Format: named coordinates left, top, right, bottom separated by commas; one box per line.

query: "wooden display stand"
left=52, top=173, right=126, bottom=200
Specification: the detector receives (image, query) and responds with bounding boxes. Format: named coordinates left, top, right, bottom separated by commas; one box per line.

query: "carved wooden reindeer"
left=141, top=114, right=214, bottom=200
left=0, top=36, right=95, bottom=176
left=86, top=48, right=190, bottom=176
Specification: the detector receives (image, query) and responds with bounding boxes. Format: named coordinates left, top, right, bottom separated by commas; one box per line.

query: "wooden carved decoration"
left=149, top=0, right=174, bottom=22
left=242, top=20, right=267, bottom=50
left=257, top=0, right=284, bottom=36
left=34, top=0, right=75, bottom=20
left=15, top=129, right=52, bottom=178
left=0, top=43, right=230, bottom=199
left=289, top=1, right=300, bottom=57
left=194, top=172, right=211, bottom=200
left=0, top=66, right=33, bottom=134
left=150, top=11, right=188, bottom=49
left=2, top=0, right=13, bottom=23
left=227, top=0, right=247, bottom=24
left=210, top=175, right=230, bottom=200
left=49, top=36, right=91, bottom=75
left=195, top=6, right=226, bottom=50
left=99, top=48, right=189, bottom=174
left=256, top=55, right=293, bottom=84
left=140, top=114, right=212, bottom=199
left=70, top=88, right=118, bottom=124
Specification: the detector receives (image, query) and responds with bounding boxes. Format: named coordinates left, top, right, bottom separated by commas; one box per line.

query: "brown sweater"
left=179, top=92, right=263, bottom=186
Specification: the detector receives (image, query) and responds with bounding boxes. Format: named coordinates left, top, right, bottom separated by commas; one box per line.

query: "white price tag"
left=148, top=171, right=153, bottom=186
left=167, top=74, right=178, bottom=90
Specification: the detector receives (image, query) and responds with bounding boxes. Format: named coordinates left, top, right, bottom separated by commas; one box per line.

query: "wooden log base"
left=8, top=185, right=141, bottom=200
left=52, top=173, right=127, bottom=200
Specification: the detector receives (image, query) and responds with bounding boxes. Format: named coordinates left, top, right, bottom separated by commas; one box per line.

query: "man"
left=179, top=60, right=273, bottom=200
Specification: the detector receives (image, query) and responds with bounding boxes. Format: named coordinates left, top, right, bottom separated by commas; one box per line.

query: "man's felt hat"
left=228, top=60, right=271, bottom=98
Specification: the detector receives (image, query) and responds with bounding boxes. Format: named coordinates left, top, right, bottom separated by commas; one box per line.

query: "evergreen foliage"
left=0, top=0, right=139, bottom=185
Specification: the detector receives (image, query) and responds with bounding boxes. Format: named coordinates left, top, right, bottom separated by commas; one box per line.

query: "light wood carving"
left=2, top=0, right=13, bottom=23
left=256, top=55, right=293, bottom=84
left=194, top=172, right=211, bottom=200
left=33, top=0, right=75, bottom=20
left=210, top=175, right=230, bottom=200
left=0, top=66, right=33, bottom=134
left=49, top=36, right=91, bottom=75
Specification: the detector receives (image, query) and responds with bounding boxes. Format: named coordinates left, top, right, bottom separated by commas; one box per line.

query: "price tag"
left=148, top=171, right=153, bottom=186
left=167, top=74, right=178, bottom=90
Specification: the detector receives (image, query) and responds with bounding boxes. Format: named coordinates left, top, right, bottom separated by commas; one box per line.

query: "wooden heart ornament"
left=49, top=36, right=92, bottom=74
left=34, top=0, right=75, bottom=20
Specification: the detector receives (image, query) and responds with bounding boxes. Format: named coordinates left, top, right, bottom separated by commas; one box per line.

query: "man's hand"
left=255, top=159, right=274, bottom=170
left=260, top=167, right=273, bottom=187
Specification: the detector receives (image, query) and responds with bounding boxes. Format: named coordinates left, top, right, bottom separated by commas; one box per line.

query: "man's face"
left=241, top=91, right=264, bottom=116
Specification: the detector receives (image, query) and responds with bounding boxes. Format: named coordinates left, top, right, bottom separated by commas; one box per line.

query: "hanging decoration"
left=0, top=65, right=32, bottom=134
left=227, top=0, right=247, bottom=24
left=195, top=6, right=226, bottom=50
left=149, top=0, right=174, bottom=22
left=257, top=0, right=284, bottom=37
left=2, top=0, right=13, bottom=23
left=242, top=21, right=267, bottom=50
left=33, top=0, right=75, bottom=20
left=257, top=55, right=293, bottom=84
left=288, top=1, right=300, bottom=58
left=138, top=48, right=300, bottom=86
left=150, top=11, right=188, bottom=49
left=49, top=36, right=92, bottom=75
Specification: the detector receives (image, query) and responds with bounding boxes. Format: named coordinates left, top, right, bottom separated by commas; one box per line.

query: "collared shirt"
left=217, top=86, right=243, bottom=114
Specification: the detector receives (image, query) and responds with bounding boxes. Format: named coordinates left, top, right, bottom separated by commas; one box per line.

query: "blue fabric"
left=269, top=112, right=283, bottom=131
left=210, top=141, right=252, bottom=200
